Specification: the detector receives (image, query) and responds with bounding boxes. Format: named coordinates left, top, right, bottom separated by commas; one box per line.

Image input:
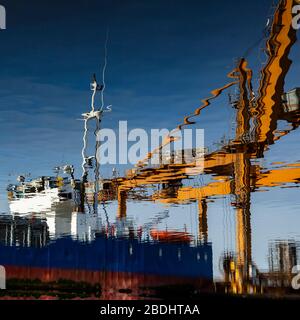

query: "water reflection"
left=0, top=211, right=213, bottom=300
left=113, top=0, right=300, bottom=297
left=1, top=0, right=300, bottom=300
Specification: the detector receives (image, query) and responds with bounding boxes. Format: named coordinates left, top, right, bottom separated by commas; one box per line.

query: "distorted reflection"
left=1, top=0, right=300, bottom=300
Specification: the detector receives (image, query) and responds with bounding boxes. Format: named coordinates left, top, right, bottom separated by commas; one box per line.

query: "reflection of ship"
left=0, top=215, right=213, bottom=299
left=7, top=165, right=77, bottom=214
left=3, top=0, right=300, bottom=300
left=6, top=73, right=115, bottom=214
left=0, top=215, right=49, bottom=248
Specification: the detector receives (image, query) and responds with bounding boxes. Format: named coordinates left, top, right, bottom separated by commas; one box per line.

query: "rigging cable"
left=100, top=29, right=109, bottom=112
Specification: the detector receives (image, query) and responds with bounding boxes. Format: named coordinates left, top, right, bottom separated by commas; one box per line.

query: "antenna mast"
left=81, top=32, right=112, bottom=213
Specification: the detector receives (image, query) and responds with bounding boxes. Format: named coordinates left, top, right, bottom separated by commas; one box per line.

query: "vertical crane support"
left=255, top=0, right=297, bottom=145
left=228, top=0, right=298, bottom=294
left=234, top=59, right=253, bottom=271
left=229, top=59, right=253, bottom=294
left=198, top=199, right=208, bottom=243
left=117, top=190, right=127, bottom=219
left=234, top=59, right=252, bottom=143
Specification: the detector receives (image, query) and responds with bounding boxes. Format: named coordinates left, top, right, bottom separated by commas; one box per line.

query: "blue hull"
left=0, top=236, right=213, bottom=279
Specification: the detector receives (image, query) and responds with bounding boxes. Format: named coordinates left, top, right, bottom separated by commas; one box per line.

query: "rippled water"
left=1, top=0, right=300, bottom=300
left=2, top=140, right=300, bottom=299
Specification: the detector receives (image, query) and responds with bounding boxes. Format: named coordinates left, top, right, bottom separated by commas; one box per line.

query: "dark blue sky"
left=0, top=0, right=299, bottom=209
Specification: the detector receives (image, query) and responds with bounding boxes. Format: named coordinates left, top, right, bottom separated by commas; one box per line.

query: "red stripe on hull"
left=3, top=265, right=213, bottom=300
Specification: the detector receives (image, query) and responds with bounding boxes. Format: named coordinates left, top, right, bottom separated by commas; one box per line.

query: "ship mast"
left=81, top=74, right=111, bottom=213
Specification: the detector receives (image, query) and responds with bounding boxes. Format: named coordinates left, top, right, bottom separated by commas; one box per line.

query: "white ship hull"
left=9, top=188, right=62, bottom=214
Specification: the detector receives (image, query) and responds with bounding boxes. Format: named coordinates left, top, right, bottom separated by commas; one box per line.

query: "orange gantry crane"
left=114, top=0, right=299, bottom=294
